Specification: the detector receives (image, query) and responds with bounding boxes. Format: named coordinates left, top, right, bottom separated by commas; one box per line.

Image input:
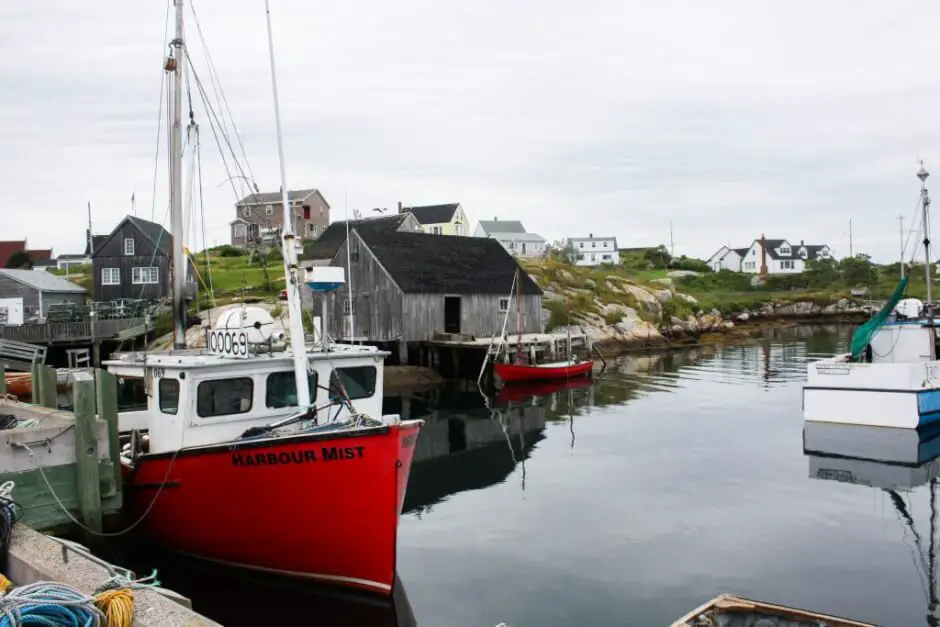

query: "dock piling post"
left=30, top=361, right=41, bottom=403
left=72, top=373, right=103, bottom=533
left=0, top=363, right=5, bottom=394
left=95, top=369, right=122, bottom=503
left=40, top=366, right=57, bottom=409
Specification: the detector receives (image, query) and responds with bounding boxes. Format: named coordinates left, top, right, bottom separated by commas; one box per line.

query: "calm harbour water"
left=114, top=325, right=935, bottom=626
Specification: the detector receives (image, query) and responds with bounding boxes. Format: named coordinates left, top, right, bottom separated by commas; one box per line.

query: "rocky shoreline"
left=548, top=281, right=874, bottom=357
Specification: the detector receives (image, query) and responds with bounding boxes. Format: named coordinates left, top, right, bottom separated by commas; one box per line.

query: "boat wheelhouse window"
left=265, top=371, right=318, bottom=409
left=116, top=377, right=148, bottom=412
left=197, top=378, right=254, bottom=417
left=158, top=379, right=179, bottom=415
left=329, top=366, right=377, bottom=401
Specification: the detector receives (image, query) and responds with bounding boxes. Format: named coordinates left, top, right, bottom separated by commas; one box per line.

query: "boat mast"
left=167, top=0, right=187, bottom=350
left=264, top=0, right=311, bottom=409
left=919, top=162, right=932, bottom=317
left=515, top=267, right=522, bottom=363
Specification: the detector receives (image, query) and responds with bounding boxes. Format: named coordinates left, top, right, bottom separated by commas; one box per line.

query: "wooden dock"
left=0, top=317, right=153, bottom=345
left=0, top=368, right=121, bottom=531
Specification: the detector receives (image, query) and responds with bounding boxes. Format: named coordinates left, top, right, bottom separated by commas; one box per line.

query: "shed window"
left=132, top=267, right=159, bottom=284
left=123, top=238, right=135, bottom=256
left=116, top=377, right=148, bottom=412
left=329, top=366, right=377, bottom=400
left=244, top=207, right=252, bottom=217
left=343, top=299, right=353, bottom=315
left=498, top=297, right=510, bottom=313
left=197, top=378, right=253, bottom=417
left=265, top=371, right=318, bottom=408
left=0, top=308, right=7, bottom=325
left=158, top=379, right=179, bottom=415
left=101, top=268, right=120, bottom=285
left=234, top=224, right=246, bottom=237
left=265, top=205, right=274, bottom=216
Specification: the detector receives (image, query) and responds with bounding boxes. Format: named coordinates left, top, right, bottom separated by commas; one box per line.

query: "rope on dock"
left=0, top=483, right=19, bottom=576
left=93, top=571, right=160, bottom=627
left=0, top=581, right=105, bottom=626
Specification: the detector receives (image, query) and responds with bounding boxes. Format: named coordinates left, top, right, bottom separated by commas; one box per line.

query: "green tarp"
left=850, top=276, right=910, bottom=361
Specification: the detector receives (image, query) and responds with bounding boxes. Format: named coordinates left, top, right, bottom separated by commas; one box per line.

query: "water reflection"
left=804, top=422, right=940, bottom=624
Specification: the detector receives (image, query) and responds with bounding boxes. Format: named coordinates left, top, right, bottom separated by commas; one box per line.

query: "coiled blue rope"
left=0, top=582, right=103, bottom=626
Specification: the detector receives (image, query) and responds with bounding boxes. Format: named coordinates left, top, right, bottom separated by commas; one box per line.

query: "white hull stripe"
left=173, top=549, right=393, bottom=593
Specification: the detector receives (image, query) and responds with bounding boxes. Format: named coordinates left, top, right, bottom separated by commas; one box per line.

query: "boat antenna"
left=168, top=0, right=187, bottom=350
left=264, top=0, right=311, bottom=409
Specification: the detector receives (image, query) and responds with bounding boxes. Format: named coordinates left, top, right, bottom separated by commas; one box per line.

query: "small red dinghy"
left=495, top=359, right=594, bottom=383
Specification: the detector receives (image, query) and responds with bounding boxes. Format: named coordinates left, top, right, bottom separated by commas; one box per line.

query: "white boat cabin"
left=104, top=345, right=386, bottom=454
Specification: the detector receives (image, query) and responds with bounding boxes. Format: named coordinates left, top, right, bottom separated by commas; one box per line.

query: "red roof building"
left=0, top=241, right=27, bottom=268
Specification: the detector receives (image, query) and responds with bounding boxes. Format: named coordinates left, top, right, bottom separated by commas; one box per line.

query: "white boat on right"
left=804, top=162, right=940, bottom=430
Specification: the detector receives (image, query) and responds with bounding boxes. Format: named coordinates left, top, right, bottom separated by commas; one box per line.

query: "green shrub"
left=218, top=245, right=245, bottom=257
left=604, top=310, right=623, bottom=325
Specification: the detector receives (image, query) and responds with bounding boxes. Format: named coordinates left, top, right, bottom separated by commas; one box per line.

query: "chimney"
left=494, top=216, right=498, bottom=222
left=759, top=234, right=768, bottom=276
left=398, top=201, right=403, bottom=214
left=800, top=239, right=804, bottom=246
left=589, top=233, right=593, bottom=238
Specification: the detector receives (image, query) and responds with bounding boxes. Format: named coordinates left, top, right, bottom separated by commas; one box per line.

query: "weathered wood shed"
left=310, top=229, right=542, bottom=359
left=0, top=269, right=86, bottom=322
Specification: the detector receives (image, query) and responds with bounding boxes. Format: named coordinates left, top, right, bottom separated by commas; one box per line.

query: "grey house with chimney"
left=230, top=188, right=330, bottom=248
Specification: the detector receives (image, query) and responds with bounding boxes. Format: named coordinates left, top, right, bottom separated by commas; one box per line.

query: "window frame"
left=329, top=366, right=377, bottom=401
left=131, top=266, right=159, bottom=285
left=234, top=223, right=246, bottom=237
left=158, top=378, right=180, bottom=415
left=265, top=371, right=318, bottom=409
left=123, top=238, right=135, bottom=256
left=196, top=377, right=254, bottom=418
left=244, top=206, right=252, bottom=217
left=265, top=204, right=274, bottom=216
left=497, top=297, right=510, bottom=313
left=101, top=268, right=120, bottom=285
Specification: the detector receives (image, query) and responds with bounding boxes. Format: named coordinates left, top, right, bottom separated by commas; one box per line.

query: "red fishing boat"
left=107, top=0, right=422, bottom=597
left=494, top=359, right=594, bottom=383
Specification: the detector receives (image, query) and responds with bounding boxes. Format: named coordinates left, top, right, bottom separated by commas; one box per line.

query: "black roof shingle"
left=358, top=230, right=542, bottom=295
left=303, top=214, right=412, bottom=260
left=404, top=203, right=459, bottom=225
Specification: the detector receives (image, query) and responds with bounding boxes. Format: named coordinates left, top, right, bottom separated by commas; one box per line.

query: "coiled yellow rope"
left=94, top=588, right=134, bottom=627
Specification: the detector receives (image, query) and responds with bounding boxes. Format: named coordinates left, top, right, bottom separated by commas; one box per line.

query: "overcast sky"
left=3, top=0, right=940, bottom=263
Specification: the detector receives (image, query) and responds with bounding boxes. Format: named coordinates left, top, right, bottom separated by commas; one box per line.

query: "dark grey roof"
left=744, top=239, right=830, bottom=261
left=358, top=231, right=542, bottom=296
left=32, top=259, right=57, bottom=268
left=732, top=247, right=749, bottom=258
left=303, top=214, right=412, bottom=260
left=0, top=269, right=86, bottom=293
left=127, top=216, right=173, bottom=256
left=84, top=234, right=108, bottom=256
left=236, top=189, right=320, bottom=206
left=57, top=253, right=89, bottom=261
left=94, top=216, right=173, bottom=258
left=404, top=203, right=459, bottom=224
left=477, top=220, right=526, bottom=234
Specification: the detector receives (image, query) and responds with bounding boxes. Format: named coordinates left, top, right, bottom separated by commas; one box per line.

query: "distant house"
left=0, top=241, right=57, bottom=269
left=568, top=235, right=618, bottom=267
left=308, top=231, right=542, bottom=359
left=706, top=246, right=749, bottom=272
left=473, top=219, right=546, bottom=258
left=301, top=213, right=422, bottom=266
left=231, top=188, right=330, bottom=248
left=56, top=254, right=91, bottom=271
left=398, top=202, right=470, bottom=236
left=711, top=237, right=833, bottom=274
left=92, top=215, right=194, bottom=302
left=0, top=269, right=86, bottom=323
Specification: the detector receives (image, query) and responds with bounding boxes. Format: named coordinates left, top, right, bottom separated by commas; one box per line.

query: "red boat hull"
left=123, top=421, right=422, bottom=596
left=494, top=360, right=594, bottom=383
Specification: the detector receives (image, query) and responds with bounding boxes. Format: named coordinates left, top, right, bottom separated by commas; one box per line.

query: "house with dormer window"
left=710, top=236, right=833, bottom=274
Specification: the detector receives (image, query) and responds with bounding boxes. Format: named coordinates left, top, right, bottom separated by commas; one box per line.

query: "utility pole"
left=849, top=218, right=853, bottom=258
left=669, top=220, right=675, bottom=258
left=898, top=214, right=906, bottom=278
left=87, top=201, right=99, bottom=367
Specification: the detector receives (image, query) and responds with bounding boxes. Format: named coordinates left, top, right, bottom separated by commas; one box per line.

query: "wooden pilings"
left=95, top=369, right=122, bottom=504
left=72, top=372, right=102, bottom=533
left=0, top=364, right=5, bottom=394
